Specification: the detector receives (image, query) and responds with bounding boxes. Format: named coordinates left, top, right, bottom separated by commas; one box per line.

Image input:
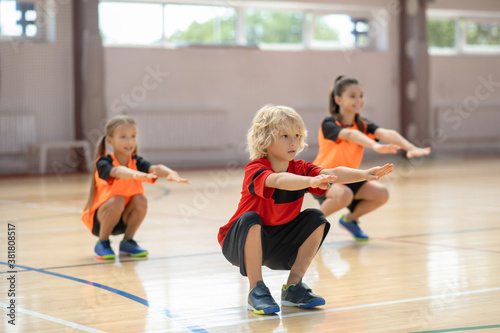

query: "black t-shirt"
left=96, top=154, right=152, bottom=181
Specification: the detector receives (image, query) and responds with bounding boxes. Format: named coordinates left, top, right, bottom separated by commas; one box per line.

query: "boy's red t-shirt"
left=217, top=158, right=326, bottom=246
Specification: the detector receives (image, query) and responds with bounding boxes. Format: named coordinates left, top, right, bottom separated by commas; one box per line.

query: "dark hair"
left=329, top=75, right=365, bottom=132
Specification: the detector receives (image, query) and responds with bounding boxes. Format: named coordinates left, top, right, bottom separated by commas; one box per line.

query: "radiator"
left=130, top=110, right=229, bottom=151
left=0, top=114, right=36, bottom=154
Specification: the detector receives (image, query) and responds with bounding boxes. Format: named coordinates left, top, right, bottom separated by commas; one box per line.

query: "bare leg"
left=244, top=224, right=263, bottom=289
left=97, top=196, right=125, bottom=241
left=319, top=185, right=353, bottom=217
left=345, top=182, right=389, bottom=221
left=286, top=224, right=325, bottom=286
left=122, top=194, right=148, bottom=240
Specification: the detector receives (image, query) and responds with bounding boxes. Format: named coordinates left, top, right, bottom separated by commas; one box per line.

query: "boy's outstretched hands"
left=309, top=174, right=338, bottom=190
left=364, top=163, right=394, bottom=181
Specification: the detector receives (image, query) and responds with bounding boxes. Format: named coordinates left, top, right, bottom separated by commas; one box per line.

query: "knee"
left=326, top=185, right=354, bottom=207
left=107, top=196, right=126, bottom=212
left=305, top=208, right=326, bottom=220
left=129, top=194, right=148, bottom=212
left=332, top=187, right=353, bottom=207
left=248, top=224, right=261, bottom=235
left=377, top=187, right=390, bottom=204
left=240, top=211, right=263, bottom=229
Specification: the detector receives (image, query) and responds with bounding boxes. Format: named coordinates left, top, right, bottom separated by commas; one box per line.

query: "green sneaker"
left=94, top=240, right=115, bottom=260
left=339, top=214, right=369, bottom=241
left=119, top=239, right=148, bottom=257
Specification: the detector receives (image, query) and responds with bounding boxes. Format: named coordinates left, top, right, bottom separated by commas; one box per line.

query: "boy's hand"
left=407, top=147, right=431, bottom=158
left=309, top=174, right=338, bottom=190
left=166, top=171, right=191, bottom=184
left=364, top=163, right=394, bottom=181
left=133, top=171, right=157, bottom=181
left=373, top=143, right=401, bottom=154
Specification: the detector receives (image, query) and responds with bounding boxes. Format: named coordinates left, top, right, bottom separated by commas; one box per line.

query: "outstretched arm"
left=338, top=128, right=401, bottom=154
left=320, top=163, right=394, bottom=184
left=110, top=166, right=157, bottom=181
left=265, top=173, right=338, bottom=191
left=374, top=128, right=431, bottom=158
left=149, top=165, right=191, bottom=184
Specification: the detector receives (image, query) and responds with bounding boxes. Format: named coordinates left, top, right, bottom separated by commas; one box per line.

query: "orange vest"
left=81, top=153, right=155, bottom=232
left=313, top=120, right=376, bottom=169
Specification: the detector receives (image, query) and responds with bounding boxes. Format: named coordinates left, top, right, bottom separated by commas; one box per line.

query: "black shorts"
left=91, top=208, right=127, bottom=237
left=312, top=180, right=367, bottom=212
left=221, top=208, right=330, bottom=277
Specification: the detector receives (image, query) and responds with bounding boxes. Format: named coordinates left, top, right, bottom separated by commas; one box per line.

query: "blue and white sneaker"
left=247, top=281, right=280, bottom=315
left=119, top=239, right=148, bottom=257
left=94, top=240, right=115, bottom=260
left=281, top=280, right=325, bottom=308
left=339, top=214, right=369, bottom=241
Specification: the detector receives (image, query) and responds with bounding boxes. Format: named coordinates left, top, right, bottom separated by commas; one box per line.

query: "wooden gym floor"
left=1, top=155, right=500, bottom=332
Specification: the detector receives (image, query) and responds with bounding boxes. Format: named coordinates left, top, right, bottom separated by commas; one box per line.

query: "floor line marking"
left=233, top=286, right=500, bottom=324
left=376, top=237, right=500, bottom=254
left=386, top=227, right=500, bottom=239
left=410, top=324, right=500, bottom=333
left=0, top=302, right=106, bottom=333
left=0, top=251, right=221, bottom=274
left=0, top=262, right=208, bottom=333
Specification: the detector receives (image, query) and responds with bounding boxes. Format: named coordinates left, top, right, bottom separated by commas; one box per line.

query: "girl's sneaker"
left=119, top=239, right=149, bottom=257
left=247, top=281, right=280, bottom=314
left=281, top=280, right=325, bottom=308
left=339, top=214, right=369, bottom=241
left=94, top=240, right=115, bottom=260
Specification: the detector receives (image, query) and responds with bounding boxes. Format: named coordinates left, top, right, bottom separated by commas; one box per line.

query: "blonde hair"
left=247, top=105, right=307, bottom=160
left=84, top=115, right=138, bottom=211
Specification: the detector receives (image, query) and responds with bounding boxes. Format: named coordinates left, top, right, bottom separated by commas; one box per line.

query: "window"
left=352, top=18, right=370, bottom=47
left=164, top=4, right=236, bottom=44
left=427, top=18, right=456, bottom=49
left=245, top=9, right=303, bottom=45
left=0, top=0, right=39, bottom=39
left=99, top=3, right=164, bottom=46
left=98, top=1, right=382, bottom=52
left=427, top=11, right=500, bottom=54
left=312, top=14, right=352, bottom=47
left=465, top=20, right=500, bottom=50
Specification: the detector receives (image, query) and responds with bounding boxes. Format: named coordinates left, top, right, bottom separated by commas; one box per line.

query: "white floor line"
left=0, top=302, right=106, bottom=333
left=0, top=199, right=81, bottom=213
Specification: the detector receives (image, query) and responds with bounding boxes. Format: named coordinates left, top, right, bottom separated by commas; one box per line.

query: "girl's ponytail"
left=329, top=75, right=344, bottom=117
left=84, top=134, right=107, bottom=212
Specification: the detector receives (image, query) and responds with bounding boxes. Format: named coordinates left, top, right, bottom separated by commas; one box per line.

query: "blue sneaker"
left=281, top=280, right=325, bottom=308
left=119, top=239, right=148, bottom=257
left=339, top=214, right=369, bottom=241
left=94, top=240, right=115, bottom=260
left=247, top=281, right=280, bottom=315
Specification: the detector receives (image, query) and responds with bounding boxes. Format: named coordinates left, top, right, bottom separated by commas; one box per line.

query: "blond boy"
left=218, top=105, right=393, bottom=314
